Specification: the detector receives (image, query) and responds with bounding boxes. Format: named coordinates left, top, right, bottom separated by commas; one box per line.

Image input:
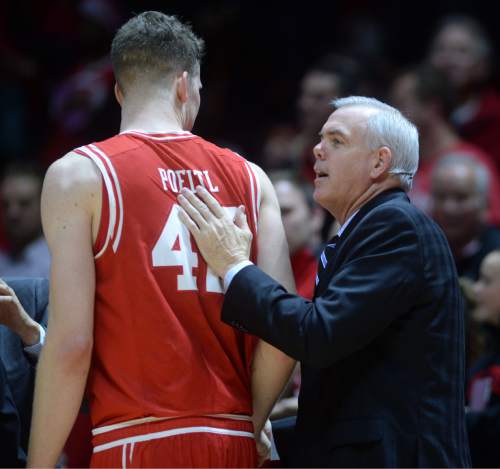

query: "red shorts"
left=90, top=416, right=258, bottom=468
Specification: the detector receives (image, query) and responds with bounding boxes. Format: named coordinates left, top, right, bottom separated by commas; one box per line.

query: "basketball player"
left=28, top=11, right=295, bottom=467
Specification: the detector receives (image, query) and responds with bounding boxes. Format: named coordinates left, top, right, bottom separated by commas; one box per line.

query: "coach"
left=178, top=96, right=471, bottom=467
left=0, top=277, right=48, bottom=466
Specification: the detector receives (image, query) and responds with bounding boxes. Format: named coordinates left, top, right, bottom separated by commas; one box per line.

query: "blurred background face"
left=298, top=71, right=340, bottom=133
left=390, top=72, right=426, bottom=126
left=474, top=252, right=500, bottom=325
left=274, top=179, right=313, bottom=254
left=429, top=24, right=488, bottom=89
left=430, top=163, right=486, bottom=248
left=0, top=175, right=42, bottom=249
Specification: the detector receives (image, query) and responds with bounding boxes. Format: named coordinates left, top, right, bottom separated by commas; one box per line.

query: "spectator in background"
left=268, top=171, right=324, bottom=420
left=429, top=15, right=500, bottom=173
left=0, top=277, right=48, bottom=466
left=262, top=54, right=360, bottom=183
left=467, top=250, right=500, bottom=467
left=0, top=276, right=93, bottom=468
left=270, top=171, right=323, bottom=299
left=0, top=2, right=42, bottom=165
left=0, top=162, right=50, bottom=278
left=390, top=63, right=500, bottom=226
left=40, top=0, right=122, bottom=166
left=430, top=155, right=500, bottom=280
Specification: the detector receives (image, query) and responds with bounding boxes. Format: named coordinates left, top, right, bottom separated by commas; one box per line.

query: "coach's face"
left=313, top=106, right=377, bottom=219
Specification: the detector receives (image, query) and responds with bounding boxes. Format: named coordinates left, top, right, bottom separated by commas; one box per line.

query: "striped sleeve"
left=74, top=144, right=124, bottom=257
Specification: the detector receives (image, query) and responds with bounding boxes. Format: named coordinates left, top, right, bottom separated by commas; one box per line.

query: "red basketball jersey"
left=74, top=130, right=261, bottom=430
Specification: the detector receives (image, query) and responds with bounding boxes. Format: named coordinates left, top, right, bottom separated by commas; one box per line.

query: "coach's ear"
left=176, top=71, right=189, bottom=104
left=370, top=146, right=392, bottom=180
left=114, top=82, right=124, bottom=106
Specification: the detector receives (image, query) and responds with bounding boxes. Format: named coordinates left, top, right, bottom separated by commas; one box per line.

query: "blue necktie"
left=316, top=235, right=339, bottom=285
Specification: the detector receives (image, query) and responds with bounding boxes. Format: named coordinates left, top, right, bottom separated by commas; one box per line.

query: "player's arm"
left=249, top=163, right=296, bottom=435
left=28, top=154, right=100, bottom=467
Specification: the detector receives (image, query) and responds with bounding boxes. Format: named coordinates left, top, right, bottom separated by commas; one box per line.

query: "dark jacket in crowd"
left=467, top=325, right=500, bottom=468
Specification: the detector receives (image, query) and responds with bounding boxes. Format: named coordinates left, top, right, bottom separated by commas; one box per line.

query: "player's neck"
left=119, top=98, right=185, bottom=134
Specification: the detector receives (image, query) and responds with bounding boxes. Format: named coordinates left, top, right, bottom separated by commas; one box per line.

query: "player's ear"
left=114, top=82, right=124, bottom=106
left=176, top=71, right=189, bottom=104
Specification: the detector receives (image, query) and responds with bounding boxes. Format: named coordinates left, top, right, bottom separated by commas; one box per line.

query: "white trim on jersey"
left=243, top=161, right=259, bottom=230
left=93, top=416, right=170, bottom=436
left=92, top=414, right=252, bottom=436
left=93, top=426, right=254, bottom=453
left=248, top=162, right=261, bottom=222
left=121, top=130, right=196, bottom=141
left=129, top=442, right=135, bottom=463
left=121, top=443, right=127, bottom=469
left=77, top=146, right=117, bottom=259
left=120, top=128, right=193, bottom=135
left=89, top=144, right=124, bottom=253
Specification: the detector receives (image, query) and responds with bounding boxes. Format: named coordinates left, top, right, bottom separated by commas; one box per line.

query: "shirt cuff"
left=23, top=323, right=46, bottom=360
left=223, top=261, right=254, bottom=292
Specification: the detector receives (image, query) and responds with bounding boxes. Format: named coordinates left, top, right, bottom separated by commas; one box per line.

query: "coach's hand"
left=0, top=278, right=40, bottom=346
left=255, top=419, right=272, bottom=466
left=178, top=186, right=253, bottom=278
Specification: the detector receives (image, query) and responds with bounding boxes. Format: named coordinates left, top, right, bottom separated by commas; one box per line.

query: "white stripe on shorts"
left=93, top=425, right=254, bottom=453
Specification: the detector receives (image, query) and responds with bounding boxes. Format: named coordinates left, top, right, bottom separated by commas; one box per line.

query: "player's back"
left=75, top=130, right=261, bottom=431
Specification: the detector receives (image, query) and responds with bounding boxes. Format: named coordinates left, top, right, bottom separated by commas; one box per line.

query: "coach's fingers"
left=194, top=186, right=225, bottom=219
left=180, top=188, right=213, bottom=222
left=234, top=205, right=250, bottom=231
left=178, top=194, right=208, bottom=230
left=177, top=206, right=201, bottom=236
left=0, top=283, right=12, bottom=296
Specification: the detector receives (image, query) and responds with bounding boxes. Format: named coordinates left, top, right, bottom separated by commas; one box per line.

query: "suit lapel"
left=314, top=189, right=409, bottom=297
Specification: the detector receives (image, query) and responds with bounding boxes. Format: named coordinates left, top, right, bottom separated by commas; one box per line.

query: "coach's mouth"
left=315, top=170, right=329, bottom=180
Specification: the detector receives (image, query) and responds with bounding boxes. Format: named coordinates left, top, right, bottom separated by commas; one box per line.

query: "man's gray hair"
left=332, top=96, right=419, bottom=191
left=433, top=153, right=491, bottom=204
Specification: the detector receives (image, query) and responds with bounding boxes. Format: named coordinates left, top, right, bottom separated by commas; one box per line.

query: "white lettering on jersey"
left=185, top=170, right=196, bottom=191
left=167, top=170, right=178, bottom=192
left=158, top=168, right=169, bottom=190
left=158, top=167, right=219, bottom=193
left=176, top=170, right=186, bottom=191
left=192, top=170, right=205, bottom=188
left=204, top=170, right=219, bottom=193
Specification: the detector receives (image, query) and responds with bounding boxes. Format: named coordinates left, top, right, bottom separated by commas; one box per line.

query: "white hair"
left=433, top=153, right=490, bottom=205
left=332, top=96, right=419, bottom=191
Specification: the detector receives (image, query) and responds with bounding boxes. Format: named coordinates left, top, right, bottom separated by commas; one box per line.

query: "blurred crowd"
left=2, top=1, right=500, bottom=467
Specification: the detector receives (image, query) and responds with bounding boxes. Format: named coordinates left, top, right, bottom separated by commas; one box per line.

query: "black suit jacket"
left=222, top=189, right=471, bottom=467
left=0, top=278, right=49, bottom=467
left=0, top=357, right=22, bottom=467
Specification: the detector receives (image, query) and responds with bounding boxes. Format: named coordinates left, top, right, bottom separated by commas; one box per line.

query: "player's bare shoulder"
left=44, top=151, right=100, bottom=191
left=43, top=152, right=101, bottom=206
left=41, top=151, right=102, bottom=241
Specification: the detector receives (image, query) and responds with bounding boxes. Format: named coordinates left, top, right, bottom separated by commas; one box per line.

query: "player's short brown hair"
left=111, top=11, right=204, bottom=91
